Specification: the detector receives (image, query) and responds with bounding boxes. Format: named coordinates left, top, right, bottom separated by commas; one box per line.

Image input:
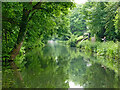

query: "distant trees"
left=68, top=2, right=120, bottom=42
left=70, top=5, right=87, bottom=36
left=81, top=2, right=120, bottom=41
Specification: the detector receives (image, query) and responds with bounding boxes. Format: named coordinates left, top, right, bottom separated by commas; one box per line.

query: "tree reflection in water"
left=19, top=43, right=120, bottom=88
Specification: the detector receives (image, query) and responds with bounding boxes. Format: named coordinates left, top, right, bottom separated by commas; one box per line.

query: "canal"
left=19, top=41, right=120, bottom=88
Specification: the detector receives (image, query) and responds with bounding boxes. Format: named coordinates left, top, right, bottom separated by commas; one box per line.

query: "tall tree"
left=2, top=2, right=75, bottom=87
left=2, top=2, right=74, bottom=61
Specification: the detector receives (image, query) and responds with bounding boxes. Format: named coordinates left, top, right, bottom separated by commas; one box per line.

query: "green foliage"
left=77, top=41, right=119, bottom=60
left=2, top=2, right=75, bottom=88
left=2, top=1, right=120, bottom=88
left=81, top=2, right=120, bottom=41
left=66, top=33, right=78, bottom=47
left=70, top=5, right=87, bottom=36
left=2, top=2, right=75, bottom=64
left=54, top=13, right=71, bottom=40
left=114, top=7, right=120, bottom=40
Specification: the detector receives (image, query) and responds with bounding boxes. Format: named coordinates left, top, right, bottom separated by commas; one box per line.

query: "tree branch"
left=27, top=1, right=43, bottom=21
left=28, top=7, right=48, bottom=21
left=31, top=0, right=43, bottom=12
left=28, top=11, right=37, bottom=21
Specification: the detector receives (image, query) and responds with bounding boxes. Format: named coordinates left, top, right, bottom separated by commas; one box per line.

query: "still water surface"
left=22, top=41, right=120, bottom=88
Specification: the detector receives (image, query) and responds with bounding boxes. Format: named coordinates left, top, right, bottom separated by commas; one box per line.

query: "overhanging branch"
left=28, top=7, right=49, bottom=21
left=27, top=1, right=43, bottom=21
left=31, top=0, right=43, bottom=12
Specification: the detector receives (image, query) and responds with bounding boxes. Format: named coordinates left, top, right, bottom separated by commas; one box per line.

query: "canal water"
left=21, top=41, right=120, bottom=88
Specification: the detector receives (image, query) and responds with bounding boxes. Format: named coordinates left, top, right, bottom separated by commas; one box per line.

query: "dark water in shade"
left=21, top=41, right=120, bottom=88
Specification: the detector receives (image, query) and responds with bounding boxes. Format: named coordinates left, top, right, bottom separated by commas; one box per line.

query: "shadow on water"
left=5, top=41, right=120, bottom=88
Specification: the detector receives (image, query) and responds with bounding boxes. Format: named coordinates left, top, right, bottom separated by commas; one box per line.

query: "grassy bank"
left=76, top=41, right=119, bottom=60
left=59, top=39, right=119, bottom=61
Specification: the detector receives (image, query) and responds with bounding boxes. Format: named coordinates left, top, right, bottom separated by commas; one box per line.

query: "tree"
left=81, top=2, right=120, bottom=41
left=70, top=5, right=87, bottom=36
left=2, top=2, right=74, bottom=60
left=2, top=2, right=75, bottom=87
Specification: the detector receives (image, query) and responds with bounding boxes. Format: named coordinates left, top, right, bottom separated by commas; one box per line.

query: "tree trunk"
left=11, top=7, right=29, bottom=59
left=8, top=2, right=43, bottom=87
left=9, top=7, right=29, bottom=88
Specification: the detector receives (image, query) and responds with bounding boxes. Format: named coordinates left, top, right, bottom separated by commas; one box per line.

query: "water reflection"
left=22, top=42, right=120, bottom=88
left=69, top=81, right=83, bottom=88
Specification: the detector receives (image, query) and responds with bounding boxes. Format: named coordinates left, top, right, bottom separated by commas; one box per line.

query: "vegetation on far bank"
left=77, top=40, right=119, bottom=59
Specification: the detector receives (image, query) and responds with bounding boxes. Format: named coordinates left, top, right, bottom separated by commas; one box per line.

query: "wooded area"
left=2, top=1, right=120, bottom=88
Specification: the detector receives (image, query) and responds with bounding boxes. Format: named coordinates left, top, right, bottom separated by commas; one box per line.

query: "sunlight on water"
left=69, top=81, right=83, bottom=88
